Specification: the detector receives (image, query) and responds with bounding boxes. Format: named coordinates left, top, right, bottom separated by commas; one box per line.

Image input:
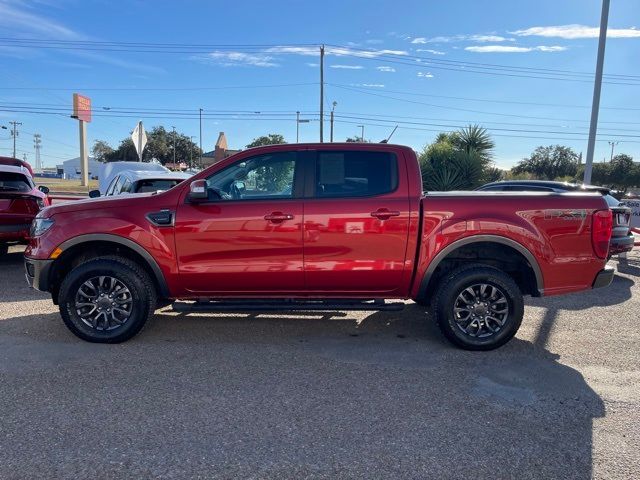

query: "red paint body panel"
left=25, top=143, right=609, bottom=301
left=1, top=163, right=49, bottom=244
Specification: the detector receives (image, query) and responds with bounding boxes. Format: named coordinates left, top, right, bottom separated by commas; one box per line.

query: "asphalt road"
left=1, top=245, right=639, bottom=479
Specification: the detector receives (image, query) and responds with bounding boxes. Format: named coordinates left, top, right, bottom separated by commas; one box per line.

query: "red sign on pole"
left=72, top=93, right=92, bottom=123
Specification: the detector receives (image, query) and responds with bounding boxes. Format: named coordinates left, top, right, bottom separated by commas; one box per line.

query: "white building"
left=57, top=157, right=103, bottom=180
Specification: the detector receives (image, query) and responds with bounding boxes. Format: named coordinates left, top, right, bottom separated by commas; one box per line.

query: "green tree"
left=246, top=134, right=286, bottom=148
left=91, top=140, right=113, bottom=162
left=100, top=126, right=201, bottom=165
left=512, top=145, right=579, bottom=180
left=451, top=125, right=495, bottom=161
left=345, top=136, right=370, bottom=143
left=419, top=125, right=496, bottom=191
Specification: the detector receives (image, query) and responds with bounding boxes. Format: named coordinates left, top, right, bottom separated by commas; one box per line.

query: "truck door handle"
left=371, top=208, right=400, bottom=220
left=264, top=212, right=294, bottom=223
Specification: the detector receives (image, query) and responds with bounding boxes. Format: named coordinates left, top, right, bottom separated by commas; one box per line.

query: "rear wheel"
left=58, top=256, right=156, bottom=343
left=432, top=264, right=524, bottom=350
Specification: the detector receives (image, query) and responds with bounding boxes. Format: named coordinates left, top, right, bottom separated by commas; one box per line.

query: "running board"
left=172, top=299, right=406, bottom=313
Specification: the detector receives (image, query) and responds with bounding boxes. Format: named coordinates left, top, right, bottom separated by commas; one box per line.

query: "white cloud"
left=376, top=66, right=396, bottom=72
left=511, top=24, right=640, bottom=39
left=264, top=45, right=407, bottom=58
left=197, top=51, right=278, bottom=67
left=350, top=83, right=385, bottom=88
left=417, top=71, right=434, bottom=78
left=0, top=1, right=164, bottom=73
left=465, top=45, right=567, bottom=53
left=416, top=48, right=446, bottom=55
left=412, top=34, right=514, bottom=44
left=330, top=64, right=364, bottom=69
left=365, top=39, right=384, bottom=45
left=0, top=0, right=80, bottom=38
left=306, top=62, right=319, bottom=67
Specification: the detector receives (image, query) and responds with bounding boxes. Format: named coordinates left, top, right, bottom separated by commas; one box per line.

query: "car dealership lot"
left=1, top=245, right=638, bottom=479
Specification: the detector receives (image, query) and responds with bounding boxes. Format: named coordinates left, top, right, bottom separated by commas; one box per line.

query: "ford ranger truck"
left=24, top=143, right=614, bottom=350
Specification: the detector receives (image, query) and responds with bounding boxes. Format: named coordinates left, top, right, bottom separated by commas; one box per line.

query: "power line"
left=329, top=83, right=640, bottom=123
left=330, top=83, right=640, bottom=112
left=331, top=45, right=640, bottom=79
left=0, top=82, right=318, bottom=92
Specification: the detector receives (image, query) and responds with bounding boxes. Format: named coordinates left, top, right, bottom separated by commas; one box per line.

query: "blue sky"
left=0, top=0, right=639, bottom=169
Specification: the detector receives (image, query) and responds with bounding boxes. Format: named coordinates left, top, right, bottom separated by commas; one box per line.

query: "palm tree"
left=452, top=125, right=495, bottom=163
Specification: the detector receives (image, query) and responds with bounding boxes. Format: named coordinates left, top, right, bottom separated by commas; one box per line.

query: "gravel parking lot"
left=1, top=245, right=638, bottom=479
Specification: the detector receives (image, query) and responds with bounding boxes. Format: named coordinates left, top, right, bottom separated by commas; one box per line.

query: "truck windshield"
left=0, top=172, right=32, bottom=192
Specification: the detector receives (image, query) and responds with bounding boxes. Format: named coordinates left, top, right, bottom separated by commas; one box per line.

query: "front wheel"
left=58, top=256, right=157, bottom=343
left=432, top=264, right=524, bottom=350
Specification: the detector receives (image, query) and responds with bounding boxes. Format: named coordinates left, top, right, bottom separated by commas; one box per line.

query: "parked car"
left=0, top=163, right=49, bottom=255
left=89, top=170, right=191, bottom=198
left=0, top=156, right=34, bottom=177
left=477, top=180, right=633, bottom=257
left=25, top=143, right=613, bottom=350
left=98, top=161, right=170, bottom=195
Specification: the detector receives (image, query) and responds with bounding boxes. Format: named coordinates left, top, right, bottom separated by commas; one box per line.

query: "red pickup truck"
left=24, top=143, right=613, bottom=350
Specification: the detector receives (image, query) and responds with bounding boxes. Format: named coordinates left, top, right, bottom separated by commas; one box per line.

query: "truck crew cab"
left=25, top=143, right=614, bottom=350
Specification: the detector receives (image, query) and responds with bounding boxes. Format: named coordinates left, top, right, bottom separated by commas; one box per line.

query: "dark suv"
left=477, top=180, right=633, bottom=257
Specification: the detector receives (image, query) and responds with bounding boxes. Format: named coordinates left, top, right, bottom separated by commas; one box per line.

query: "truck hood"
left=39, top=192, right=159, bottom=218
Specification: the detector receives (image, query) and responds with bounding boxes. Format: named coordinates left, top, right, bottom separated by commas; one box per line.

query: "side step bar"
left=172, top=299, right=406, bottom=313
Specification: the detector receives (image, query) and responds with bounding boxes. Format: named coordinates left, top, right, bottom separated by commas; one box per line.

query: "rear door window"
left=0, top=172, right=31, bottom=193
left=314, top=151, right=398, bottom=198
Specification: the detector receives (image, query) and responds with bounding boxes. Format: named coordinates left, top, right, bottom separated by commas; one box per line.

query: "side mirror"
left=88, top=190, right=101, bottom=198
left=38, top=185, right=50, bottom=194
left=188, top=179, right=207, bottom=202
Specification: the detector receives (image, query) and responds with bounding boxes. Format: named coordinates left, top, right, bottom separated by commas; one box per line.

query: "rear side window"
left=315, top=151, right=398, bottom=198
left=105, top=176, right=119, bottom=196
left=0, top=172, right=31, bottom=192
left=135, top=179, right=183, bottom=193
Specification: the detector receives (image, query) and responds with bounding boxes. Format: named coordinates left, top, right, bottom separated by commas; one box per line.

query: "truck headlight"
left=30, top=218, right=54, bottom=237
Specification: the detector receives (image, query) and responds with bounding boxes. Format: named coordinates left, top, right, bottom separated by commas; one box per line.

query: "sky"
left=0, top=0, right=639, bottom=169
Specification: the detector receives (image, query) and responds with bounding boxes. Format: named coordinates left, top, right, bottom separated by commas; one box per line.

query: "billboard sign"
left=72, top=93, right=92, bottom=123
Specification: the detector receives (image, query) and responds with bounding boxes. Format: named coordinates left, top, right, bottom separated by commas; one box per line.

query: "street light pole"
left=190, top=136, right=196, bottom=168
left=319, top=45, right=324, bottom=143
left=296, top=111, right=300, bottom=143
left=358, top=125, right=364, bottom=142
left=171, top=126, right=176, bottom=165
left=199, top=108, right=203, bottom=168
left=330, top=101, right=337, bottom=142
left=584, top=0, right=610, bottom=184
left=608, top=141, right=618, bottom=161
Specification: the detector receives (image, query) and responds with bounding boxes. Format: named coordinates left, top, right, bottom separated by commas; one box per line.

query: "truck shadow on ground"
left=525, top=273, right=634, bottom=348
left=0, top=304, right=604, bottom=478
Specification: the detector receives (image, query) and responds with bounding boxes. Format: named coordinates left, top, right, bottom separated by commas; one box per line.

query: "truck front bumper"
left=24, top=256, right=53, bottom=292
left=592, top=266, right=615, bottom=289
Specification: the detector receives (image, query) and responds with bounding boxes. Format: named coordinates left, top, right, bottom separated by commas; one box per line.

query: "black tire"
left=432, top=264, right=524, bottom=351
left=58, top=256, right=157, bottom=343
left=0, top=243, right=8, bottom=256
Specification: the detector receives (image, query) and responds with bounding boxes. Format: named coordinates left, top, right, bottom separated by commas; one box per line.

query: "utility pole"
left=9, top=121, right=22, bottom=159
left=358, top=125, right=365, bottom=142
left=33, top=134, right=42, bottom=173
left=171, top=126, right=176, bottom=165
left=319, top=45, right=325, bottom=143
left=330, top=101, right=337, bottom=142
left=584, top=0, right=610, bottom=184
left=608, top=141, right=619, bottom=161
left=199, top=108, right=203, bottom=168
